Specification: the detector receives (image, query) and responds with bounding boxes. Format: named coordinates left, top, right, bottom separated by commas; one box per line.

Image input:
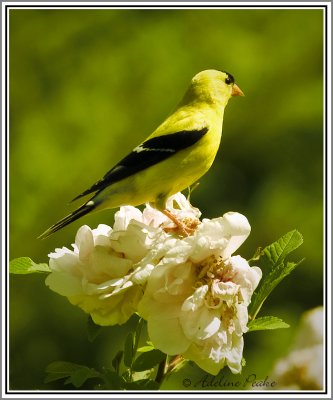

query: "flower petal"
left=148, top=318, right=191, bottom=354
left=221, top=212, right=251, bottom=259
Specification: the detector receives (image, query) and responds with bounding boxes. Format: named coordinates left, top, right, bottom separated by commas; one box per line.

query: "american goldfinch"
left=39, top=69, right=244, bottom=239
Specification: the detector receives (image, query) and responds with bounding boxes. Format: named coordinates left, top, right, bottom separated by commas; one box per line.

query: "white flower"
left=138, top=212, right=262, bottom=375
left=143, top=192, right=201, bottom=230
left=46, top=206, right=166, bottom=326
left=269, top=307, right=324, bottom=390
left=46, top=191, right=260, bottom=376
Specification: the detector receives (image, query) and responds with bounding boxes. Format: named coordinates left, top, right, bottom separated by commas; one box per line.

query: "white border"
left=2, top=1, right=9, bottom=398
left=2, top=1, right=331, bottom=399
left=1, top=2, right=7, bottom=400
left=323, top=1, right=332, bottom=399
left=2, top=1, right=332, bottom=8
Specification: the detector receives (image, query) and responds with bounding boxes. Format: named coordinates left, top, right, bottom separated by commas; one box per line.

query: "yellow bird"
left=39, top=69, right=244, bottom=239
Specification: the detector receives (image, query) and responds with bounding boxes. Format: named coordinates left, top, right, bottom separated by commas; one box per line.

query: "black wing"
left=72, top=127, right=209, bottom=201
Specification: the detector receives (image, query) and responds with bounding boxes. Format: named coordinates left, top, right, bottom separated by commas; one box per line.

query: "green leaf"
left=87, top=316, right=103, bottom=342
left=124, top=379, right=159, bottom=390
left=132, top=369, right=151, bottom=381
left=248, top=230, right=304, bottom=320
left=137, top=345, right=155, bottom=353
left=249, top=259, right=304, bottom=319
left=45, top=361, right=101, bottom=388
left=99, top=369, right=125, bottom=390
left=132, top=350, right=166, bottom=372
left=124, top=332, right=134, bottom=367
left=112, top=350, right=123, bottom=374
left=247, top=316, right=290, bottom=332
left=133, top=317, right=144, bottom=352
left=260, top=230, right=303, bottom=271
left=9, top=257, right=51, bottom=274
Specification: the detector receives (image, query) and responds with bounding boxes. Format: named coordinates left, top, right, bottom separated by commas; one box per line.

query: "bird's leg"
left=162, top=209, right=192, bottom=237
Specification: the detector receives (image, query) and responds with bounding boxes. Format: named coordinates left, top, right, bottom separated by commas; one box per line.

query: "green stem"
left=128, top=317, right=145, bottom=382
left=155, top=356, right=167, bottom=386
left=133, top=318, right=144, bottom=354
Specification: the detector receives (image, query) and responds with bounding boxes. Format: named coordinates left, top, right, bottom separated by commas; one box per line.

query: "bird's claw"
left=162, top=210, right=200, bottom=237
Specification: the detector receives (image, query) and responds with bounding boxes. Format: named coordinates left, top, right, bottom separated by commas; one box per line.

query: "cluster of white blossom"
left=46, top=193, right=262, bottom=375
left=269, top=307, right=323, bottom=390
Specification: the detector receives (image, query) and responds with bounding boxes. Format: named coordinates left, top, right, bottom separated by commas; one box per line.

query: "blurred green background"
left=9, top=8, right=324, bottom=390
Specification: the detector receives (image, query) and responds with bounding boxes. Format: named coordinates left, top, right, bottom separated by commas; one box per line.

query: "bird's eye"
left=225, top=76, right=232, bottom=85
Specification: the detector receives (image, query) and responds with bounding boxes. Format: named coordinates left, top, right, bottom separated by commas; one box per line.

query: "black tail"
left=38, top=201, right=96, bottom=239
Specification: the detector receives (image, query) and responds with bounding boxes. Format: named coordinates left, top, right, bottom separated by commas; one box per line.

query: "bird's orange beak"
left=231, top=84, right=245, bottom=97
